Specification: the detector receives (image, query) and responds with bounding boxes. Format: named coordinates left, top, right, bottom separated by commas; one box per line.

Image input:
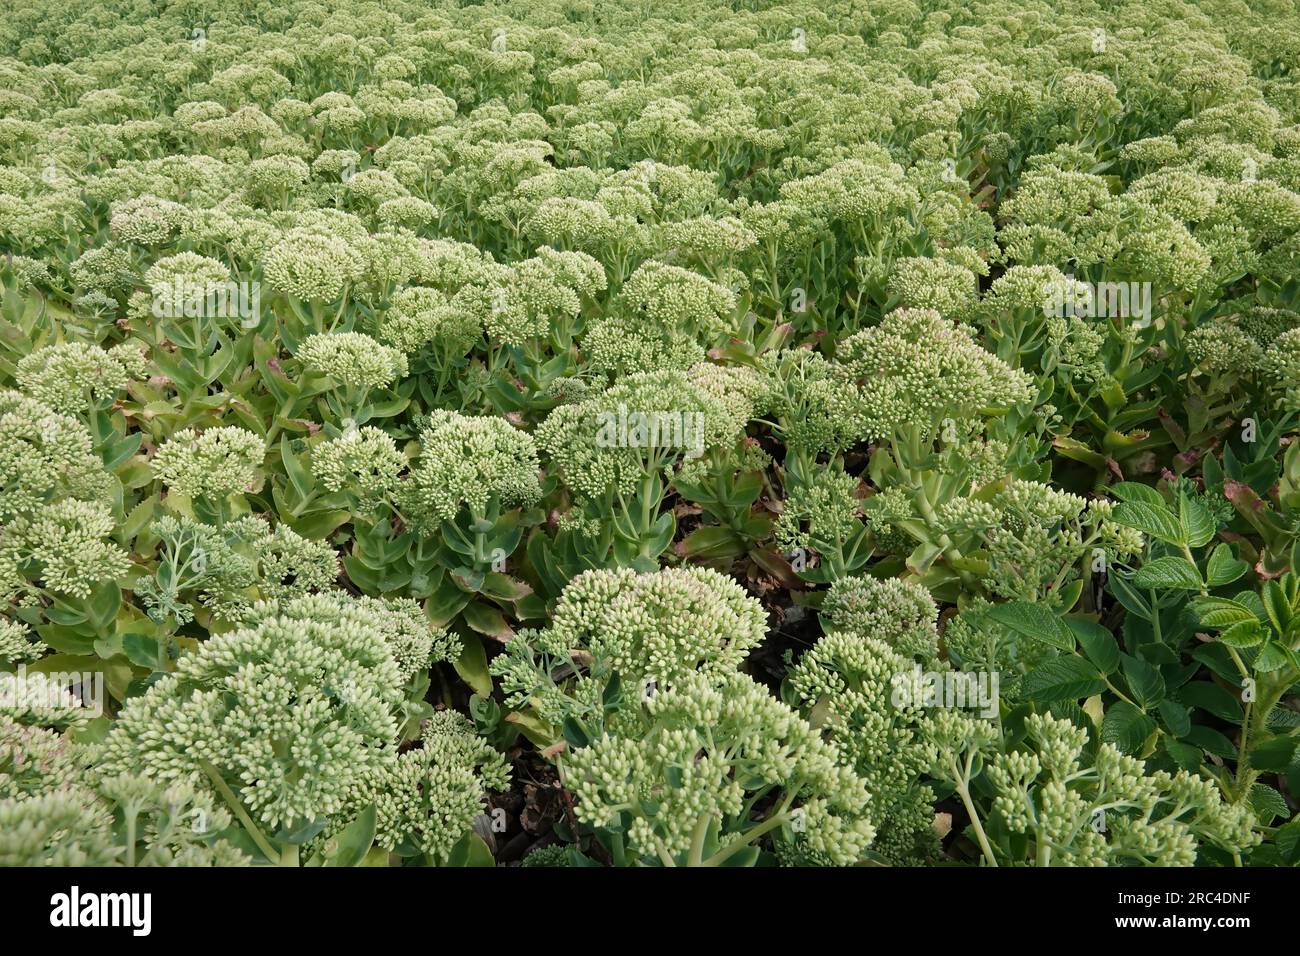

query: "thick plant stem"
left=687, top=814, right=712, bottom=867
left=1234, top=679, right=1289, bottom=803
left=949, top=749, right=997, bottom=867
left=200, top=760, right=281, bottom=865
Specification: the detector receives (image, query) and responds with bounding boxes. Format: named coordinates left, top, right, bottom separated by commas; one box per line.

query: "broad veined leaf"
left=1216, top=619, right=1266, bottom=648
left=1108, top=482, right=1166, bottom=507
left=1131, top=555, right=1202, bottom=590
left=1023, top=657, right=1106, bottom=701
left=1176, top=682, right=1243, bottom=722
left=1066, top=618, right=1119, bottom=675
left=1119, top=654, right=1165, bottom=710
left=987, top=601, right=1074, bottom=651
left=1112, top=501, right=1184, bottom=544
left=1178, top=494, right=1216, bottom=548
left=1204, top=543, right=1248, bottom=588
left=1101, top=701, right=1157, bottom=755
left=1190, top=596, right=1259, bottom=629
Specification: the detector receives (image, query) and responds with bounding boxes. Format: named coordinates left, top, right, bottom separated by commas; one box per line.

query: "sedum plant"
left=561, top=671, right=875, bottom=867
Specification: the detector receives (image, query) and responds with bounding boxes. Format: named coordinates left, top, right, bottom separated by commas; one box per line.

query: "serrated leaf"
left=1132, top=556, right=1202, bottom=590
left=1217, top=619, right=1265, bottom=648
left=987, top=601, right=1074, bottom=651
left=1184, top=724, right=1238, bottom=758
left=1179, top=495, right=1216, bottom=548
left=1176, top=682, right=1244, bottom=722
left=286, top=508, right=350, bottom=540
left=120, top=496, right=157, bottom=543
left=280, top=434, right=313, bottom=501
left=1251, top=735, right=1299, bottom=772
left=1255, top=641, right=1290, bottom=672
left=1108, top=482, right=1167, bottom=506
left=1156, top=699, right=1191, bottom=737
left=1204, top=544, right=1248, bottom=588
left=1023, top=657, right=1105, bottom=701
left=461, top=602, right=514, bottom=641
left=1113, top=500, right=1184, bottom=544
left=1101, top=701, right=1157, bottom=755
left=479, top=573, right=533, bottom=603
left=1067, top=618, right=1119, bottom=675
left=1249, top=783, right=1288, bottom=824
left=1262, top=579, right=1295, bottom=638
left=1120, top=654, right=1165, bottom=709
left=1191, top=596, right=1258, bottom=629
left=1276, top=819, right=1300, bottom=865
left=1163, top=737, right=1202, bottom=771
left=121, top=633, right=161, bottom=670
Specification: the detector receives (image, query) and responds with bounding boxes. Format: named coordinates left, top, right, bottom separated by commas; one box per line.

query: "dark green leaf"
left=1067, top=618, right=1119, bottom=675
left=1249, top=783, right=1288, bottom=824
left=1113, top=501, right=1184, bottom=544
left=1156, top=699, right=1191, bottom=737
left=1101, top=701, right=1156, bottom=755
left=1163, top=737, right=1202, bottom=771
left=1204, top=544, right=1248, bottom=588
left=1107, top=574, right=1151, bottom=620
left=1023, top=657, right=1105, bottom=701
left=1183, top=725, right=1238, bottom=758
left=988, top=601, right=1074, bottom=651
left=1176, top=682, right=1244, bottom=722
left=562, top=717, right=590, bottom=750
left=1132, top=556, right=1202, bottom=590
left=1179, top=495, right=1216, bottom=548
left=1120, top=654, right=1165, bottom=709
left=1108, top=482, right=1166, bottom=506
left=1251, top=735, right=1299, bottom=772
